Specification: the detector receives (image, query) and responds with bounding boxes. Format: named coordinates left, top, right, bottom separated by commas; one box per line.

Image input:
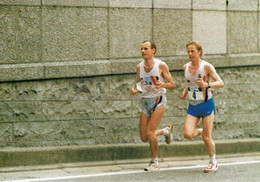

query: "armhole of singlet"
left=140, top=62, right=144, bottom=75
left=198, top=61, right=205, bottom=76
left=185, top=63, right=189, bottom=75
left=154, top=59, right=160, bottom=77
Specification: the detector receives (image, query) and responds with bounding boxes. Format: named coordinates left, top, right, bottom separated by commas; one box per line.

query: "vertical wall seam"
left=108, top=1, right=112, bottom=100
left=108, top=0, right=111, bottom=60
left=257, top=0, right=260, bottom=53
left=226, top=0, right=230, bottom=66
left=40, top=0, right=44, bottom=78
left=152, top=0, right=154, bottom=41
left=92, top=0, right=95, bottom=61
left=191, top=0, right=193, bottom=40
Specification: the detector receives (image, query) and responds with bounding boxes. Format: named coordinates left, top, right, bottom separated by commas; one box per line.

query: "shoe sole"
left=144, top=168, right=160, bottom=171
left=204, top=167, right=218, bottom=173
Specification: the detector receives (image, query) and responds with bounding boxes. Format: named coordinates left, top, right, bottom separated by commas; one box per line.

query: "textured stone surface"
left=193, top=0, right=226, bottom=10
left=228, top=0, right=258, bottom=11
left=0, top=6, right=41, bottom=64
left=0, top=0, right=40, bottom=5
left=0, top=1, right=260, bottom=148
left=0, top=123, right=12, bottom=144
left=0, top=83, right=12, bottom=101
left=44, top=60, right=111, bottom=78
left=1, top=1, right=260, bottom=82
left=0, top=66, right=259, bottom=147
left=154, top=0, right=191, bottom=9
left=42, top=6, right=93, bottom=62
left=0, top=63, right=44, bottom=82
left=111, top=59, right=141, bottom=74
left=154, top=9, right=192, bottom=56
left=94, top=0, right=108, bottom=7
left=193, top=11, right=227, bottom=54
left=94, top=8, right=109, bottom=60
left=228, top=12, right=258, bottom=54
left=109, top=0, right=152, bottom=8
left=13, top=121, right=70, bottom=143
left=109, top=8, right=152, bottom=59
left=161, top=56, right=188, bottom=70
left=229, top=53, right=260, bottom=66
left=42, top=0, right=93, bottom=7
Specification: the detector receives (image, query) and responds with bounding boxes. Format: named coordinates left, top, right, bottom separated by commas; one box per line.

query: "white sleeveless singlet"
left=185, top=60, right=212, bottom=105
left=140, top=58, right=166, bottom=98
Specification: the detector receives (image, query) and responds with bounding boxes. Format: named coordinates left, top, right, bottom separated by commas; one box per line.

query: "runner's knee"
left=140, top=133, right=148, bottom=142
left=183, top=131, right=193, bottom=140
left=140, top=136, right=148, bottom=142
left=202, top=133, right=211, bottom=143
left=146, top=130, right=155, bottom=141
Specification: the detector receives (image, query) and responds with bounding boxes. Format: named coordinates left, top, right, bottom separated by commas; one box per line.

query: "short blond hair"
left=186, top=41, right=203, bottom=57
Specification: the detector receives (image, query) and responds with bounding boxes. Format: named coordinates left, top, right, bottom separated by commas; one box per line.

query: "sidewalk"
left=0, top=138, right=259, bottom=168
left=1, top=152, right=260, bottom=182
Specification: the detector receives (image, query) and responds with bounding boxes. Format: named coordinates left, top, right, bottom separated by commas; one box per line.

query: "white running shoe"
left=164, top=124, right=173, bottom=144
left=144, top=162, right=160, bottom=171
left=204, top=162, right=218, bottom=173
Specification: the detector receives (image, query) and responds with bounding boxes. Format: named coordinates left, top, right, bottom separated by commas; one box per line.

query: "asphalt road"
left=1, top=153, right=260, bottom=182
left=75, top=162, right=260, bottom=182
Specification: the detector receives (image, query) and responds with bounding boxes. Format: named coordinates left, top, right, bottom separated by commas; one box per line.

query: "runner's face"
left=141, top=42, right=155, bottom=60
left=187, top=45, right=201, bottom=61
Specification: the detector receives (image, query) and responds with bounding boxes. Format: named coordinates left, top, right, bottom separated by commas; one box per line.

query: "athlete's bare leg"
left=139, top=113, right=149, bottom=143
left=139, top=105, right=165, bottom=158
left=183, top=114, right=202, bottom=140
left=139, top=110, right=166, bottom=142
left=202, top=112, right=215, bottom=157
left=147, top=105, right=165, bottom=158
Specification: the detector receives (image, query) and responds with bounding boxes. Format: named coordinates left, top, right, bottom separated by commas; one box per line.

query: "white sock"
left=210, top=154, right=217, bottom=164
left=162, top=127, right=169, bottom=136
left=151, top=157, right=158, bottom=163
left=197, top=128, right=203, bottom=133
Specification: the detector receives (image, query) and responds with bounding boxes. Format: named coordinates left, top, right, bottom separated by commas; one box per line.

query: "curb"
left=0, top=139, right=259, bottom=168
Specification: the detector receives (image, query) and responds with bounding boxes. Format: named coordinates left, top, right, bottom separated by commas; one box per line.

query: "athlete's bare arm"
left=130, top=64, right=141, bottom=95
left=156, top=62, right=176, bottom=90
left=197, top=64, right=224, bottom=89
left=180, top=64, right=188, bottom=100
left=207, top=64, right=224, bottom=88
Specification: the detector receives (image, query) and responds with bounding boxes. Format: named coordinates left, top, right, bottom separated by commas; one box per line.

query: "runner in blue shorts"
left=187, top=97, right=215, bottom=118
left=180, top=41, right=224, bottom=173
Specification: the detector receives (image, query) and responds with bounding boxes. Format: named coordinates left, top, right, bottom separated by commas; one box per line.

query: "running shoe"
left=164, top=124, right=173, bottom=144
left=204, top=162, right=218, bottom=173
left=144, top=162, right=160, bottom=171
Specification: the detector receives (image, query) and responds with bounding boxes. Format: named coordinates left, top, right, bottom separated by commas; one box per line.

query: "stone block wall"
left=0, top=0, right=260, bottom=147
left=0, top=66, right=259, bottom=147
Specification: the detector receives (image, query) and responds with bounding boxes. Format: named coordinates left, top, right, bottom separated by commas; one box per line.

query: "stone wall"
left=0, top=66, right=259, bottom=147
left=0, top=0, right=260, bottom=147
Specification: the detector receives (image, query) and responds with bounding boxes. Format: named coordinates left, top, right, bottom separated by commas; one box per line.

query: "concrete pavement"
left=0, top=152, right=260, bottom=182
left=0, top=138, right=259, bottom=168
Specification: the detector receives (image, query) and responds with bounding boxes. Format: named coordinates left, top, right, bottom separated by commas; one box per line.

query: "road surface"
left=1, top=153, right=259, bottom=182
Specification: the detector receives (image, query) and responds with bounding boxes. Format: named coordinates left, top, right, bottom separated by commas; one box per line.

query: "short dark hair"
left=143, top=40, right=157, bottom=54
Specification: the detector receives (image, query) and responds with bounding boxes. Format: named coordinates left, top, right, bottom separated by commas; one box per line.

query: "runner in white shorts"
left=130, top=41, right=176, bottom=171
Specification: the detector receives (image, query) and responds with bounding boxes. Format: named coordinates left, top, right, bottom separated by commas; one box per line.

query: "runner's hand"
left=130, top=88, right=138, bottom=95
left=197, top=78, right=207, bottom=88
left=154, top=81, right=164, bottom=89
left=180, top=92, right=186, bottom=100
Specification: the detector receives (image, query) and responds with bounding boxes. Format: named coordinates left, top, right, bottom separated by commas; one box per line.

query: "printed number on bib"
left=188, top=86, right=204, bottom=101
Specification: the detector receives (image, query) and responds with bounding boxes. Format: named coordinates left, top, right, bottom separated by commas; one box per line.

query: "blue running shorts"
left=187, top=98, right=215, bottom=118
left=141, top=95, right=167, bottom=117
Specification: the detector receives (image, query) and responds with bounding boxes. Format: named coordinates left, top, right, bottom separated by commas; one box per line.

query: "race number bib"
left=187, top=86, right=204, bottom=101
